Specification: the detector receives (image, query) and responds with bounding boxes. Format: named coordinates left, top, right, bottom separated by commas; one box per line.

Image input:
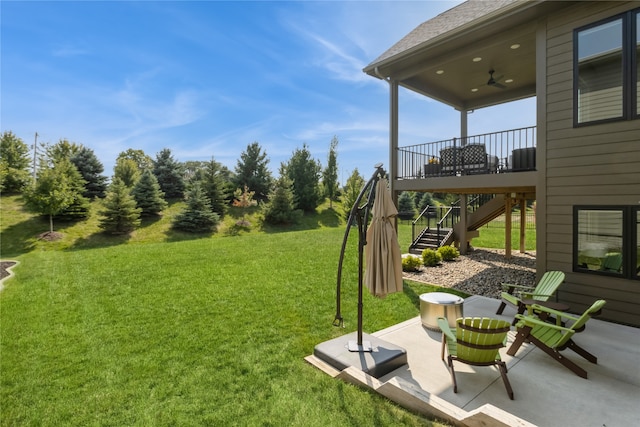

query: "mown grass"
left=1, top=195, right=456, bottom=426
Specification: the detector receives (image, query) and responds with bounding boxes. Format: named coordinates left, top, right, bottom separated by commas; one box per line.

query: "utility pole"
left=32, top=132, right=38, bottom=185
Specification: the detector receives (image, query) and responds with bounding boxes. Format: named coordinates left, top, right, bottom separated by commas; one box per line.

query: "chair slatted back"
left=531, top=271, right=565, bottom=301
left=455, top=318, right=511, bottom=365
left=600, top=253, right=622, bottom=272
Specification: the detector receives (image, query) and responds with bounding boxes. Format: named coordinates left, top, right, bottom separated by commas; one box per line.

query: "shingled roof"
left=366, top=0, right=520, bottom=68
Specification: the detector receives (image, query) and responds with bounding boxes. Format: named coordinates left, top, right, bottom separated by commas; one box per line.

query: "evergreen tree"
left=282, top=144, right=322, bottom=212
left=342, top=168, right=365, bottom=219
left=23, top=160, right=77, bottom=235
left=70, top=146, right=107, bottom=199
left=262, top=175, right=302, bottom=225
left=418, top=192, right=434, bottom=212
left=132, top=169, right=168, bottom=216
left=200, top=158, right=228, bottom=218
left=172, top=182, right=219, bottom=233
left=99, top=178, right=142, bottom=234
left=0, top=131, right=32, bottom=193
left=398, top=191, right=416, bottom=219
left=233, top=142, right=272, bottom=202
left=113, top=157, right=140, bottom=188
left=322, top=136, right=339, bottom=209
left=153, top=148, right=185, bottom=199
left=54, top=158, right=90, bottom=221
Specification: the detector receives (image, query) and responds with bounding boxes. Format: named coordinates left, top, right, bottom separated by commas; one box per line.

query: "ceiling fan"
left=486, top=69, right=507, bottom=89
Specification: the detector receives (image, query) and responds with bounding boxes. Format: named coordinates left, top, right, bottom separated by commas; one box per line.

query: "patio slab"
left=307, top=295, right=640, bottom=426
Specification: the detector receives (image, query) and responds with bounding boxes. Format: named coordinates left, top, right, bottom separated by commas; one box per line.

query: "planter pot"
left=424, top=163, right=441, bottom=177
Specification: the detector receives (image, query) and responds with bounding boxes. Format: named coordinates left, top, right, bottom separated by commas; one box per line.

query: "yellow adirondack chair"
left=438, top=317, right=514, bottom=399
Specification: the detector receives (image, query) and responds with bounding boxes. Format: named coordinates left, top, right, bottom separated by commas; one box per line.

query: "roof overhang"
left=364, top=1, right=571, bottom=111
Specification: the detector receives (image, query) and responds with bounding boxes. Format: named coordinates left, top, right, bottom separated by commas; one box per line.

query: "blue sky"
left=1, top=0, right=534, bottom=184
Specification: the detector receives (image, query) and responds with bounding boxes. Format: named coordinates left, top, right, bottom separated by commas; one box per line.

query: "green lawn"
left=1, top=195, right=452, bottom=426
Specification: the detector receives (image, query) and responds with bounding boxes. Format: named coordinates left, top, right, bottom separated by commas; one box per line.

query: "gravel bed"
left=403, top=248, right=536, bottom=299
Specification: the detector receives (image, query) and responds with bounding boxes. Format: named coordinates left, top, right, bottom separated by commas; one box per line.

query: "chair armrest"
left=529, top=304, right=579, bottom=325
left=437, top=317, right=456, bottom=342
left=500, top=283, right=535, bottom=294
left=514, top=313, right=574, bottom=333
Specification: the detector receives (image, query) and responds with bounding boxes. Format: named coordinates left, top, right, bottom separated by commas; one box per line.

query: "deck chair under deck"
left=438, top=317, right=514, bottom=400
left=496, top=271, right=565, bottom=323
left=506, top=299, right=606, bottom=379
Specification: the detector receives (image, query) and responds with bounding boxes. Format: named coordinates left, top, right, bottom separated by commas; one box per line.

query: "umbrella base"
left=314, top=332, right=407, bottom=378
left=347, top=340, right=372, bottom=352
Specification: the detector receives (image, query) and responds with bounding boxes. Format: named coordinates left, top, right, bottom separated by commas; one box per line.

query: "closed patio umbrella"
left=364, top=177, right=403, bottom=298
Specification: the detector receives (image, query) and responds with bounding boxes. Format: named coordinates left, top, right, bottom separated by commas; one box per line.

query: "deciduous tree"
left=113, top=157, right=141, bottom=188
left=0, top=131, right=32, bottom=193
left=23, top=159, right=78, bottom=235
left=342, top=168, right=364, bottom=219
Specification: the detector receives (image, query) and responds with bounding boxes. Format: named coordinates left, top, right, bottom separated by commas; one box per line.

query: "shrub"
left=421, top=248, right=442, bottom=267
left=402, top=255, right=422, bottom=272
left=438, top=245, right=460, bottom=261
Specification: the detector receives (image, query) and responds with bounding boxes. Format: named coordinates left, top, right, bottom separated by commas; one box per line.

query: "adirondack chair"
left=437, top=317, right=514, bottom=399
left=600, top=252, right=622, bottom=273
left=506, top=299, right=606, bottom=379
left=495, top=271, right=565, bottom=322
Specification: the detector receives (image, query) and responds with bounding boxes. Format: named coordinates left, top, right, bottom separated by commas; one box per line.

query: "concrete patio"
left=307, top=295, right=640, bottom=426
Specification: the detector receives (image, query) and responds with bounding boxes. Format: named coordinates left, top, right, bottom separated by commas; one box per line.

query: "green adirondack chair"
left=496, top=271, right=565, bottom=321
left=506, top=299, right=606, bottom=379
left=437, top=317, right=514, bottom=400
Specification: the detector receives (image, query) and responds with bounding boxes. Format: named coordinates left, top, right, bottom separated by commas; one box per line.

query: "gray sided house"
left=364, top=0, right=640, bottom=326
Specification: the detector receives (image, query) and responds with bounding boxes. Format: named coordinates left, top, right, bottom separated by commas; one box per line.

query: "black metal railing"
left=410, top=205, right=460, bottom=248
left=397, top=126, right=536, bottom=180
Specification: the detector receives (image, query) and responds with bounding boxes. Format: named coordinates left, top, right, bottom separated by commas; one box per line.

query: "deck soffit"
left=365, top=1, right=571, bottom=110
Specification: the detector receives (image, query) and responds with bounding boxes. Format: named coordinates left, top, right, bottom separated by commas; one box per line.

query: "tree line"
left=0, top=131, right=368, bottom=235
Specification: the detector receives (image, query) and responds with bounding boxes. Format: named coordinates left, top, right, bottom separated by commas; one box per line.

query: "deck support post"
left=505, top=194, right=512, bottom=259
left=520, top=198, right=526, bottom=253
left=459, top=194, right=468, bottom=254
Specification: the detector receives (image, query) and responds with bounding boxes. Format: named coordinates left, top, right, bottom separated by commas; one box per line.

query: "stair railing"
left=411, top=204, right=436, bottom=246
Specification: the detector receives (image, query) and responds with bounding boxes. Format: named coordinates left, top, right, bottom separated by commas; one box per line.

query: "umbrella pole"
left=348, top=206, right=372, bottom=352
left=334, top=164, right=385, bottom=329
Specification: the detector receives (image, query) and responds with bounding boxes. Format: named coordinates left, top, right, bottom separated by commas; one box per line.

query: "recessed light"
left=471, top=88, right=478, bottom=92
left=510, top=44, right=521, bottom=49
left=436, top=70, right=444, bottom=75
left=505, top=79, right=513, bottom=83
left=472, top=57, right=482, bottom=62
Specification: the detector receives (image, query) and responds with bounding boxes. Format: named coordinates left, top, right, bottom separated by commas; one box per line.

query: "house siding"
left=544, top=1, right=640, bottom=325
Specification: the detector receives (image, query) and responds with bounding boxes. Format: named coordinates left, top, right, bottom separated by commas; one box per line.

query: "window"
left=574, top=9, right=640, bottom=125
left=574, top=206, right=639, bottom=280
